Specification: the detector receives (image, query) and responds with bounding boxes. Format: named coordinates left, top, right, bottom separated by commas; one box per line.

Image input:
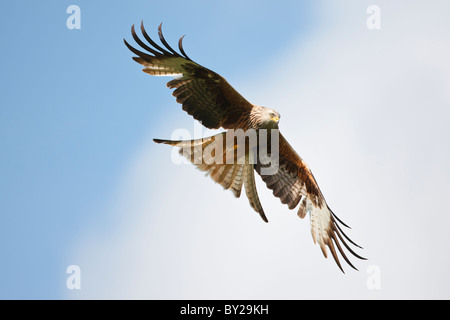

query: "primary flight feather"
left=124, top=22, right=366, bottom=272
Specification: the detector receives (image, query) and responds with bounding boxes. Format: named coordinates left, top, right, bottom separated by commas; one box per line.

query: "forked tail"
left=154, top=133, right=268, bottom=222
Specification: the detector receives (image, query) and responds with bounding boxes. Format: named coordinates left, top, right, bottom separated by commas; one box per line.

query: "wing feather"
left=124, top=22, right=253, bottom=130
left=256, top=132, right=366, bottom=272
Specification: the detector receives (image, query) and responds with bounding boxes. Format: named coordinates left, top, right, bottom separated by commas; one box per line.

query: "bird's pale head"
left=253, top=106, right=280, bottom=129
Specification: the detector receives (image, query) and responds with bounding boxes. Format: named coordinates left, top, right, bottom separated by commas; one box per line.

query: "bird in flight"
left=124, top=22, right=365, bottom=272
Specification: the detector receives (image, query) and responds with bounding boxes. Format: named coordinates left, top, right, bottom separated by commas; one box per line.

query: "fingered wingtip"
left=123, top=38, right=132, bottom=50
left=358, top=255, right=368, bottom=261
left=126, top=21, right=193, bottom=62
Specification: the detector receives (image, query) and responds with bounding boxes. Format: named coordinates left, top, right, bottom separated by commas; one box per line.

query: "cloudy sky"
left=1, top=1, right=449, bottom=299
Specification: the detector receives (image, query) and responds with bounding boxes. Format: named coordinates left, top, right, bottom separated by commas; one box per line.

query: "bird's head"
left=249, top=105, right=281, bottom=129
left=260, top=107, right=280, bottom=129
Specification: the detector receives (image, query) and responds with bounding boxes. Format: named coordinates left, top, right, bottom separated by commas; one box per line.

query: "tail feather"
left=154, top=134, right=267, bottom=222
left=244, top=154, right=268, bottom=222
left=154, top=133, right=246, bottom=198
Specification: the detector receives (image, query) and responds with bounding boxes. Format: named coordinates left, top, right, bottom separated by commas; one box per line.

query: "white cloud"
left=66, top=1, right=450, bottom=299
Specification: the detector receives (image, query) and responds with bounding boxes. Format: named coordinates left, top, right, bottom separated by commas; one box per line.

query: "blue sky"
left=2, top=1, right=450, bottom=299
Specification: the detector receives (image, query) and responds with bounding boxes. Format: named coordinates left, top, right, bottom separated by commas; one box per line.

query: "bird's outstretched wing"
left=124, top=22, right=253, bottom=130
left=256, top=133, right=366, bottom=272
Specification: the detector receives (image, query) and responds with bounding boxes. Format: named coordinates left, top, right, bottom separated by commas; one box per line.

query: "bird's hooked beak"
left=272, top=115, right=280, bottom=123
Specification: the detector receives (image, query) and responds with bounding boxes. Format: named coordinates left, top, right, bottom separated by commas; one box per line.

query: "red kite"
left=124, top=23, right=365, bottom=272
